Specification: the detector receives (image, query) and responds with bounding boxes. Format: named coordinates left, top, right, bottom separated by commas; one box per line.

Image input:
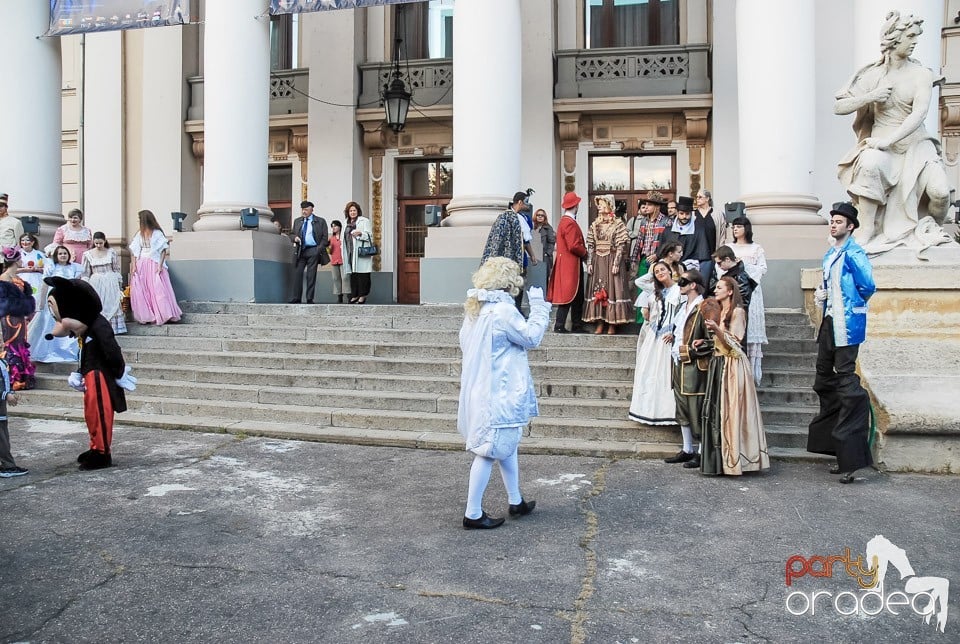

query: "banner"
left=47, top=1, right=191, bottom=36
left=270, top=0, right=422, bottom=14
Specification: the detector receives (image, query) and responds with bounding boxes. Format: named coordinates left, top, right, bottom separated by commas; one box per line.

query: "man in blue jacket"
left=807, top=202, right=876, bottom=483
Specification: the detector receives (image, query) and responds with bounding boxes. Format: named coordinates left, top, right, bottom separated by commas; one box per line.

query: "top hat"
left=676, top=196, right=694, bottom=212
left=830, top=201, right=860, bottom=229
left=638, top=191, right=667, bottom=206
left=561, top=192, right=581, bottom=210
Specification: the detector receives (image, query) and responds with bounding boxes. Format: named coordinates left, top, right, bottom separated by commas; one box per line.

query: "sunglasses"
left=678, top=277, right=692, bottom=287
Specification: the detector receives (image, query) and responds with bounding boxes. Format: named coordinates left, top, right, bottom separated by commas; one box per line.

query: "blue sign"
left=47, top=1, right=191, bottom=36
left=270, top=0, right=421, bottom=14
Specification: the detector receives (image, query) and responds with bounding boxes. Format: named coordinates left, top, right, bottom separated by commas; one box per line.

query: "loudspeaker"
left=240, top=208, right=259, bottom=230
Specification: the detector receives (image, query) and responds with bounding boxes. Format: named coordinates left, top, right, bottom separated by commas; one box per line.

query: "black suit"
left=289, top=215, right=330, bottom=303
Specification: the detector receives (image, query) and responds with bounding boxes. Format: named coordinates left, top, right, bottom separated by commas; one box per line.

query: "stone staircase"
left=19, top=303, right=824, bottom=461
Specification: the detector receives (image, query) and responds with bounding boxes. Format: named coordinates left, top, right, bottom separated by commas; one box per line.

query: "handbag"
left=357, top=240, right=379, bottom=257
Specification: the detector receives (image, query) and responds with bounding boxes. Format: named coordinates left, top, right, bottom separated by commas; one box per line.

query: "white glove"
left=814, top=287, right=827, bottom=305
left=68, top=372, right=86, bottom=392
left=116, top=366, right=137, bottom=392
left=527, top=286, right=545, bottom=303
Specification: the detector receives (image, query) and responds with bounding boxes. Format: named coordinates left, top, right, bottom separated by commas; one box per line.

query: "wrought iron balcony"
left=186, top=68, right=310, bottom=121
left=357, top=58, right=453, bottom=113
left=555, top=44, right=710, bottom=99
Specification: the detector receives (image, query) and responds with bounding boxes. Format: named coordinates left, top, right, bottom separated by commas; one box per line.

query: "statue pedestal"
left=801, top=243, right=960, bottom=473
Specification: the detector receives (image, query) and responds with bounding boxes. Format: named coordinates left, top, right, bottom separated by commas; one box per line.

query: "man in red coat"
left=547, top=192, right=588, bottom=333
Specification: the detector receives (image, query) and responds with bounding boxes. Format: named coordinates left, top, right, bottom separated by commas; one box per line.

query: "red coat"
left=546, top=214, right=587, bottom=305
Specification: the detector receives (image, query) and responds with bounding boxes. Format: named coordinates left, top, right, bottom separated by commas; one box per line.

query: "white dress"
left=629, top=283, right=682, bottom=425
left=727, top=242, right=768, bottom=383
left=82, top=248, right=127, bottom=335
left=27, top=262, right=83, bottom=363
left=18, top=249, right=46, bottom=308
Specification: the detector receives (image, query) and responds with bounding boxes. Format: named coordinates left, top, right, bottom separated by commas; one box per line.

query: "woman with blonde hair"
left=458, top=257, right=550, bottom=529
left=583, top=194, right=632, bottom=334
left=128, top=209, right=182, bottom=325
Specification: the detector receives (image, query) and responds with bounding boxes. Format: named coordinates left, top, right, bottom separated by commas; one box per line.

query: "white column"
left=444, top=0, right=522, bottom=226
left=195, top=0, right=273, bottom=231
left=853, top=0, right=943, bottom=136
left=521, top=0, right=557, bottom=218
left=0, top=2, right=62, bottom=231
left=735, top=0, right=821, bottom=223
left=83, top=32, right=125, bottom=240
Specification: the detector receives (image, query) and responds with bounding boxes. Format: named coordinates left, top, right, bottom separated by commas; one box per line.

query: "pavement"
left=1, top=418, right=957, bottom=643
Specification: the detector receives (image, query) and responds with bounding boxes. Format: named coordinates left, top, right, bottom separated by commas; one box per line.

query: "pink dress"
left=128, top=230, right=182, bottom=325
left=52, top=225, right=93, bottom=263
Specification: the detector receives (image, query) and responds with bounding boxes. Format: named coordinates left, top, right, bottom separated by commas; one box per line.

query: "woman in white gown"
left=724, top=217, right=767, bottom=383
left=629, top=261, right=682, bottom=425
left=28, top=245, right=82, bottom=363
left=82, top=232, right=127, bottom=335
left=16, top=234, right=45, bottom=309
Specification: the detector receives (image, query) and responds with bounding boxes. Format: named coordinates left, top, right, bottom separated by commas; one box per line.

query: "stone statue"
left=835, top=11, right=953, bottom=255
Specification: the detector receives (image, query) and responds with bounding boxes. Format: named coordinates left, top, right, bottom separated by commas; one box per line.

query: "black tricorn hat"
left=830, top=201, right=860, bottom=229
left=676, top=196, right=694, bottom=212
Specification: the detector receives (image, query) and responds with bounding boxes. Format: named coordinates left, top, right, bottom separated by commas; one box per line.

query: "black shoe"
left=508, top=499, right=536, bottom=518
left=462, top=512, right=505, bottom=530
left=305, top=300, right=314, bottom=304
left=288, top=298, right=301, bottom=304
left=839, top=472, right=856, bottom=484
left=682, top=455, right=701, bottom=469
left=79, top=452, right=112, bottom=471
left=337, top=295, right=344, bottom=304
left=77, top=449, right=95, bottom=464
left=554, top=327, right=568, bottom=334
left=0, top=466, right=28, bottom=478
left=571, top=326, right=587, bottom=334
left=664, top=450, right=695, bottom=464
left=829, top=464, right=841, bottom=474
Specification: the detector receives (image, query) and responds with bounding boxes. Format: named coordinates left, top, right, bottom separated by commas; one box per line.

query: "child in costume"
left=0, top=358, right=26, bottom=477
left=457, top=257, right=550, bottom=530
left=44, top=276, right=134, bottom=470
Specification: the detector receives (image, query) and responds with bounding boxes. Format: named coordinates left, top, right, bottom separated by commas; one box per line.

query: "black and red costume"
left=44, top=277, right=126, bottom=469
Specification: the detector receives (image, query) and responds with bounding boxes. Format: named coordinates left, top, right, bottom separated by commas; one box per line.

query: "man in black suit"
left=288, top=200, right=329, bottom=304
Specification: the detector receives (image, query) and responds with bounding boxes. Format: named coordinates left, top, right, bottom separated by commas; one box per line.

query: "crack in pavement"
left=415, top=589, right=566, bottom=614
left=567, top=458, right=615, bottom=644
left=14, top=551, right=124, bottom=642
left=730, top=581, right=772, bottom=643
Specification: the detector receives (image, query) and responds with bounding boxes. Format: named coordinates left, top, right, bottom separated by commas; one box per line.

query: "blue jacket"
left=822, top=236, right=875, bottom=347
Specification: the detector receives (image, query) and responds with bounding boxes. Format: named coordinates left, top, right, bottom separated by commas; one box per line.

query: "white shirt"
left=517, top=211, right=533, bottom=243
left=671, top=294, right=703, bottom=363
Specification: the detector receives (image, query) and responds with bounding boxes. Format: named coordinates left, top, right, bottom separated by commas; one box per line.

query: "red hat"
left=561, top=192, right=581, bottom=210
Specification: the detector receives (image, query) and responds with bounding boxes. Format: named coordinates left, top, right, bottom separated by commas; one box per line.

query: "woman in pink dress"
left=128, top=210, right=182, bottom=325
left=51, top=209, right=93, bottom=263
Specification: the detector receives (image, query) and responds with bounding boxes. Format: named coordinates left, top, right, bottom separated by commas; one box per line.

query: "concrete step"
left=764, top=324, right=817, bottom=340
left=764, top=338, right=818, bottom=354
left=760, top=369, right=814, bottom=389
left=178, top=311, right=465, bottom=331
left=761, top=353, right=814, bottom=370
left=756, top=387, right=820, bottom=407
left=130, top=350, right=637, bottom=381
left=763, top=309, right=810, bottom=325
left=760, top=404, right=818, bottom=427
left=117, top=338, right=638, bottom=365
left=178, top=301, right=465, bottom=318
left=12, top=402, right=829, bottom=463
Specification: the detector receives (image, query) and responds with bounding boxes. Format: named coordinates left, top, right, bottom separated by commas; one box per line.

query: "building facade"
left=1, top=0, right=958, bottom=306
